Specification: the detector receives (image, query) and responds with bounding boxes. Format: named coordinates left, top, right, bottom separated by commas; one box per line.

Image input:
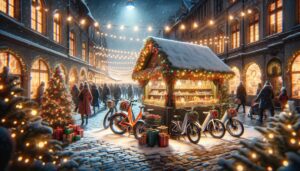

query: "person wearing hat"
left=255, top=81, right=275, bottom=123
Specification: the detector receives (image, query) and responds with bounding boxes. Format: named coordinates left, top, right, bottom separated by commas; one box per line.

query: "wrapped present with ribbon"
left=77, top=128, right=84, bottom=137
left=53, top=127, right=63, bottom=140
left=69, top=124, right=81, bottom=132
left=158, top=133, right=169, bottom=147
left=63, top=133, right=74, bottom=144
left=73, top=135, right=81, bottom=142
left=138, top=133, right=147, bottom=145
left=147, top=129, right=159, bottom=147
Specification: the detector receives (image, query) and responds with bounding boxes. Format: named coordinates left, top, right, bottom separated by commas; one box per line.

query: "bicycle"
left=221, top=106, right=244, bottom=137
left=201, top=109, right=226, bottom=139
left=103, top=99, right=118, bottom=129
left=170, top=107, right=201, bottom=144
left=109, top=100, right=146, bottom=139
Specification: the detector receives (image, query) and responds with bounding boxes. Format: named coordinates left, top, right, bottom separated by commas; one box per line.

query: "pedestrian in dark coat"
left=79, top=82, right=84, bottom=91
left=128, top=85, right=133, bottom=100
left=278, top=87, right=288, bottom=111
left=78, top=83, right=93, bottom=125
left=236, top=82, right=247, bottom=113
left=91, top=84, right=100, bottom=114
left=98, top=85, right=103, bottom=106
left=71, top=84, right=80, bottom=112
left=114, top=85, right=122, bottom=106
left=36, top=81, right=45, bottom=106
left=0, top=127, right=13, bottom=171
left=102, top=84, right=111, bottom=109
left=255, top=81, right=275, bottom=122
left=256, top=83, right=263, bottom=96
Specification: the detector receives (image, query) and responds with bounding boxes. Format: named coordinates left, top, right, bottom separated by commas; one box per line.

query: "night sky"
left=85, top=0, right=183, bottom=82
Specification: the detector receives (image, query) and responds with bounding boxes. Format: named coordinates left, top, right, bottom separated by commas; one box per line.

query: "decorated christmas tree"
left=0, top=67, right=77, bottom=170
left=219, top=104, right=300, bottom=171
left=41, top=66, right=74, bottom=129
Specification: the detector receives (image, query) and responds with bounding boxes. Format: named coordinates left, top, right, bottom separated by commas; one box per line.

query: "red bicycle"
left=109, top=100, right=146, bottom=139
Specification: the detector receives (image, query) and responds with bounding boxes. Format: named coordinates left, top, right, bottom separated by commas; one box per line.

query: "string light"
left=268, top=133, right=274, bottom=139
left=251, top=153, right=257, bottom=159
left=94, top=22, right=99, bottom=27
left=287, top=124, right=292, bottom=129
left=165, top=26, right=170, bottom=32
left=54, top=13, right=59, bottom=19
left=209, top=20, right=215, bottom=25
left=282, top=160, right=289, bottom=166
left=67, top=16, right=73, bottom=22
left=147, top=26, right=153, bottom=32
left=236, top=164, right=244, bottom=171
left=193, top=22, right=198, bottom=28
left=0, top=84, right=3, bottom=90
left=80, top=19, right=86, bottom=25
left=120, top=25, right=125, bottom=30
left=229, top=15, right=234, bottom=20
left=267, top=166, right=273, bottom=171
left=268, top=148, right=273, bottom=154
left=180, top=24, right=185, bottom=30
left=133, top=26, right=139, bottom=32
left=31, top=110, right=38, bottom=116
left=107, top=23, right=112, bottom=29
left=240, top=11, right=246, bottom=17
left=290, top=138, right=296, bottom=144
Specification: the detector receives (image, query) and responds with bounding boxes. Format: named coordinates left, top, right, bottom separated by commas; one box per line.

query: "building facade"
left=165, top=0, right=300, bottom=104
left=0, top=0, right=113, bottom=98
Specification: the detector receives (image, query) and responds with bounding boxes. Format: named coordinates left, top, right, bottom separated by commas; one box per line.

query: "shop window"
left=31, top=0, right=45, bottom=34
left=0, top=0, right=18, bottom=18
left=267, top=59, right=282, bottom=95
left=292, top=54, right=300, bottom=98
left=216, top=33, right=225, bottom=54
left=0, top=52, right=22, bottom=81
left=69, top=31, right=76, bottom=56
left=69, top=68, right=78, bottom=88
left=231, top=21, right=240, bottom=49
left=144, top=77, right=167, bottom=107
left=268, top=0, right=282, bottom=35
left=53, top=13, right=61, bottom=43
left=245, top=63, right=262, bottom=95
left=89, top=51, right=95, bottom=66
left=82, top=42, right=86, bottom=61
left=228, top=67, right=241, bottom=94
left=30, top=59, right=49, bottom=98
left=248, top=11, right=259, bottom=43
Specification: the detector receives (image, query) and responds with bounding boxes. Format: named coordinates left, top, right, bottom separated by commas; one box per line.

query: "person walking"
left=71, top=84, right=80, bottom=112
left=79, top=82, right=84, bottom=91
left=78, top=82, right=93, bottom=125
left=278, top=87, right=288, bottom=111
left=102, top=84, right=111, bottom=109
left=36, top=81, right=45, bottom=106
left=255, top=81, right=275, bottom=123
left=114, top=85, right=122, bottom=106
left=98, top=85, right=103, bottom=107
left=91, top=84, right=100, bottom=115
left=128, top=84, right=133, bottom=100
left=236, top=82, right=247, bottom=113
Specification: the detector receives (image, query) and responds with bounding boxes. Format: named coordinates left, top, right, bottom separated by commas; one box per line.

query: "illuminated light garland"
left=96, top=53, right=138, bottom=60
left=100, top=60, right=136, bottom=65
left=98, top=32, right=146, bottom=42
left=94, top=46, right=139, bottom=55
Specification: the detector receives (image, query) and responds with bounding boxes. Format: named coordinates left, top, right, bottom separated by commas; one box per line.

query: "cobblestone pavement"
left=69, top=105, right=277, bottom=170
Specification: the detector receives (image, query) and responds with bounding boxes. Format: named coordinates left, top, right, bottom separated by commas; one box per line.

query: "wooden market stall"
left=132, top=37, right=234, bottom=126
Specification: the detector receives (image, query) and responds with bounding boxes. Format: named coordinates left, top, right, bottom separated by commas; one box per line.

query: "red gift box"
left=53, top=127, right=63, bottom=140
left=138, top=133, right=147, bottom=145
left=68, top=124, right=81, bottom=131
left=159, top=133, right=169, bottom=147
left=77, top=129, right=84, bottom=138
left=63, top=133, right=74, bottom=144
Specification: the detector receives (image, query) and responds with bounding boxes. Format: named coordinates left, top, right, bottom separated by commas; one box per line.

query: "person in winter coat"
left=278, top=87, right=288, bottom=111
left=91, top=84, right=100, bottom=114
left=102, top=84, right=111, bottom=109
left=128, top=84, right=134, bottom=100
left=0, top=127, right=13, bottom=171
left=79, top=82, right=84, bottom=91
left=98, top=85, right=103, bottom=106
left=78, top=82, right=93, bottom=125
left=255, top=81, right=275, bottom=123
left=114, top=85, right=122, bottom=106
left=236, top=82, right=247, bottom=113
left=256, top=83, right=263, bottom=96
left=36, top=81, right=45, bottom=106
left=71, top=84, right=80, bottom=112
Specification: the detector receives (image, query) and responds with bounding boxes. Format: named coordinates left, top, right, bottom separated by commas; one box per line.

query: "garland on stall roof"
left=132, top=37, right=234, bottom=82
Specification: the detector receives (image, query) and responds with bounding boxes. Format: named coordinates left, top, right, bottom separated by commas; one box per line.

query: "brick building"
left=0, top=0, right=112, bottom=98
left=165, top=0, right=300, bottom=104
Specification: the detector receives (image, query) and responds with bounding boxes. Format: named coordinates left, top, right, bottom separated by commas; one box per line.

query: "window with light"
left=216, top=33, right=225, bottom=54
left=53, top=13, right=61, bottom=43
left=30, top=59, right=49, bottom=98
left=0, top=52, right=22, bottom=81
left=69, top=68, right=78, bottom=88
left=82, top=43, right=86, bottom=61
left=246, top=63, right=262, bottom=96
left=31, top=0, right=44, bottom=33
left=268, top=0, right=282, bottom=35
left=89, top=51, right=95, bottom=66
left=231, top=21, right=240, bottom=49
left=249, top=11, right=259, bottom=43
left=292, top=54, right=300, bottom=98
left=0, top=0, right=17, bottom=18
left=69, top=31, right=76, bottom=56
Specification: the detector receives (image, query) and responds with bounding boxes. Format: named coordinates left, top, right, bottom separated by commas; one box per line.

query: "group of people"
left=70, top=82, right=142, bottom=126
left=234, top=81, right=289, bottom=123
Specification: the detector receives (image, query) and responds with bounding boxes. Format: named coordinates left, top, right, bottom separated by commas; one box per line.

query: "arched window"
left=216, top=32, right=225, bottom=54
left=0, top=52, right=22, bottom=80
left=82, top=42, right=86, bottom=61
left=31, top=0, right=45, bottom=34
left=0, top=0, right=19, bottom=18
left=53, top=13, right=61, bottom=43
left=267, top=59, right=282, bottom=95
left=69, top=68, right=78, bottom=88
left=57, top=64, right=67, bottom=83
left=228, top=67, right=240, bottom=94
left=248, top=10, right=259, bottom=43
left=292, top=54, right=300, bottom=98
left=30, top=59, right=49, bottom=98
left=245, top=63, right=262, bottom=95
left=268, top=0, right=282, bottom=35
left=231, top=20, right=240, bottom=49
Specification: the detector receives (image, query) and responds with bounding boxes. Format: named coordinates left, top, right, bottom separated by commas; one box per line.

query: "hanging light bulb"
left=67, top=16, right=72, bottom=22
left=126, top=0, right=135, bottom=10
left=120, top=25, right=125, bottom=30
left=133, top=26, right=139, bottom=31
left=164, top=26, right=170, bottom=32
left=107, top=23, right=112, bottom=29
left=147, top=26, right=153, bottom=32
left=94, top=22, right=99, bottom=27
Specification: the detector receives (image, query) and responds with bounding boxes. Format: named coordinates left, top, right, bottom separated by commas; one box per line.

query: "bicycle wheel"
left=208, top=119, right=226, bottom=139
left=103, top=109, right=113, bottom=129
left=170, top=121, right=181, bottom=137
left=133, top=121, right=146, bottom=139
left=226, top=118, right=244, bottom=137
left=109, top=113, right=127, bottom=135
left=186, top=122, right=201, bottom=144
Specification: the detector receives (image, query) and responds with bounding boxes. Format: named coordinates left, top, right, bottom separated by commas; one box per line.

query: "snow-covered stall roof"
left=132, top=37, right=234, bottom=81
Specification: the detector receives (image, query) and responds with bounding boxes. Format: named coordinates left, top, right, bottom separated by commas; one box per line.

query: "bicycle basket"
left=120, top=101, right=130, bottom=111
left=228, top=108, right=237, bottom=118
left=188, top=112, right=199, bottom=122
left=211, top=110, right=219, bottom=119
left=107, top=100, right=115, bottom=109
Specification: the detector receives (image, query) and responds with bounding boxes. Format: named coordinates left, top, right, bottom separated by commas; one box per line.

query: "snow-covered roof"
left=149, top=37, right=232, bottom=73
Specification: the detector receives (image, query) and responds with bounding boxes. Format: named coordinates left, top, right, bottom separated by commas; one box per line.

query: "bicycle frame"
left=199, top=112, right=222, bottom=132
left=119, top=103, right=143, bottom=128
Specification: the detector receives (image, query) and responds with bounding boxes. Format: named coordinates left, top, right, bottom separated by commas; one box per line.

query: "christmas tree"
left=41, top=66, right=74, bottom=129
left=0, top=67, right=77, bottom=170
left=219, top=104, right=300, bottom=171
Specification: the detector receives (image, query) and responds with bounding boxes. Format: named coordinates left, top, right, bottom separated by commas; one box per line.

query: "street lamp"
left=126, top=0, right=135, bottom=10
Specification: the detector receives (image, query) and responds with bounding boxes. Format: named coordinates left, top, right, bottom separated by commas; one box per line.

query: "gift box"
left=138, top=133, right=147, bottom=145
left=73, top=135, right=81, bottom=142
left=157, top=126, right=168, bottom=134
left=159, top=133, right=169, bottom=147
left=69, top=124, right=81, bottom=132
left=77, top=129, right=84, bottom=138
left=64, top=128, right=73, bottom=135
left=147, top=129, right=159, bottom=147
left=63, top=133, right=74, bottom=144
left=53, top=127, right=63, bottom=141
